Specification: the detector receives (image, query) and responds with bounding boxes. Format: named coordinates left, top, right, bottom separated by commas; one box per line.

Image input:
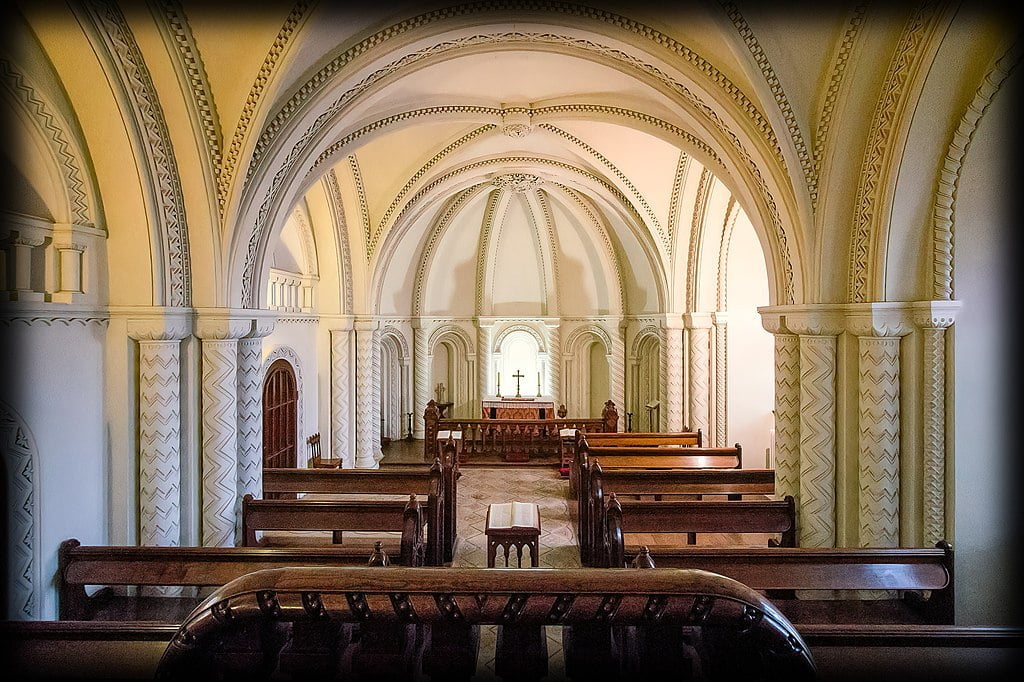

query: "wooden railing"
left=155, top=566, right=817, bottom=680
left=423, top=399, right=618, bottom=462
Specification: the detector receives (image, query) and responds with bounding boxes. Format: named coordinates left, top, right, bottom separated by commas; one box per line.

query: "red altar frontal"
left=481, top=398, right=555, bottom=420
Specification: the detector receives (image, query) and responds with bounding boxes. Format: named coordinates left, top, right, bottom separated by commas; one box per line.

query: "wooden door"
left=262, top=359, right=298, bottom=469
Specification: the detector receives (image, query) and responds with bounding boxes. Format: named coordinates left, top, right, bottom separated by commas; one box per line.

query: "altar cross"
left=512, top=369, right=525, bottom=397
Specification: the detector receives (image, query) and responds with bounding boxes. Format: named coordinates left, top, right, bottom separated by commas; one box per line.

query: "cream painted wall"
left=491, top=196, right=545, bottom=316
left=726, top=214, right=774, bottom=467
left=1, top=322, right=107, bottom=619
left=950, top=67, right=1019, bottom=625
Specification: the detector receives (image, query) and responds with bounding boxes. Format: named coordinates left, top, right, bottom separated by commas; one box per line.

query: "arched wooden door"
left=262, top=359, right=298, bottom=469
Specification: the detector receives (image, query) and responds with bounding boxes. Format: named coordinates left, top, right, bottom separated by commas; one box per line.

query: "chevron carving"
left=921, top=327, right=946, bottom=544
left=1, top=401, right=38, bottom=619
left=201, top=339, right=239, bottom=547
left=331, top=330, right=352, bottom=466
left=477, top=323, right=492, bottom=401
left=799, top=335, right=837, bottom=548
left=547, top=324, right=562, bottom=404
left=610, top=331, right=625, bottom=429
left=858, top=336, right=900, bottom=547
left=138, top=340, right=182, bottom=547
left=774, top=335, right=800, bottom=506
left=371, top=329, right=383, bottom=462
left=355, top=329, right=376, bottom=467
left=688, top=326, right=710, bottom=435
left=665, top=328, right=684, bottom=431
left=713, top=320, right=728, bottom=447
left=414, top=327, right=429, bottom=438
left=236, top=338, right=262, bottom=542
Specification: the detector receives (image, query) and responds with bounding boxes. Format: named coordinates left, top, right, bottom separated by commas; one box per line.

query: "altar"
left=482, top=398, right=555, bottom=420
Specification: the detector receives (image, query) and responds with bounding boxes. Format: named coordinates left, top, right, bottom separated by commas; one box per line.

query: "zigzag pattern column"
left=712, top=313, right=728, bottom=447
left=371, top=327, right=383, bottom=463
left=413, top=324, right=429, bottom=439
left=685, top=314, right=712, bottom=437
left=921, top=326, right=946, bottom=544
left=236, top=318, right=273, bottom=544
left=200, top=337, right=242, bottom=547
left=136, top=339, right=182, bottom=547
left=477, top=320, right=493, bottom=402
left=354, top=321, right=377, bottom=467
left=774, top=334, right=801, bottom=506
left=546, top=321, right=561, bottom=405
left=858, top=336, right=901, bottom=547
left=609, top=325, right=626, bottom=429
left=798, top=335, right=837, bottom=548
left=664, top=321, right=684, bottom=431
left=330, top=327, right=353, bottom=466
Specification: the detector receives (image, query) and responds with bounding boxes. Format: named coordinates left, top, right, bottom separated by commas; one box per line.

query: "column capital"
left=711, top=311, right=729, bottom=325
left=123, top=307, right=193, bottom=341
left=322, top=314, right=355, bottom=331
left=194, top=308, right=253, bottom=340
left=910, top=300, right=961, bottom=329
left=474, top=316, right=498, bottom=329
left=354, top=317, right=380, bottom=332
left=683, top=312, right=713, bottom=329
left=758, top=304, right=846, bottom=336
left=246, top=310, right=277, bottom=339
left=662, top=313, right=685, bottom=330
left=844, top=303, right=915, bottom=337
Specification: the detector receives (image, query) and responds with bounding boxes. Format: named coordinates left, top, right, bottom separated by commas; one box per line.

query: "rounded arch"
left=263, top=346, right=304, bottom=450
left=493, top=323, right=547, bottom=355
left=564, top=324, right=613, bottom=357
left=0, top=399, right=42, bottom=619
left=228, top=7, right=808, bottom=311
left=262, top=356, right=299, bottom=469
left=427, top=323, right=475, bottom=358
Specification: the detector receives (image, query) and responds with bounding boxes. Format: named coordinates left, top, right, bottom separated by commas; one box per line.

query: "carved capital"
left=492, top=172, right=543, bottom=193
left=246, top=311, right=277, bottom=339
left=662, top=313, right=685, bottom=330
left=194, top=309, right=252, bottom=340
left=757, top=307, right=789, bottom=335
left=501, top=107, right=532, bottom=138
left=683, top=312, right=713, bottom=329
left=844, top=303, right=914, bottom=337
left=711, top=311, right=728, bottom=325
left=354, top=317, right=380, bottom=332
left=910, top=300, right=961, bottom=329
left=766, top=305, right=846, bottom=336
left=126, top=309, right=192, bottom=340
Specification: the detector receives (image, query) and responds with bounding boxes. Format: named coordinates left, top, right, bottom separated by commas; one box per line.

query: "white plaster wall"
left=548, top=194, right=610, bottom=315
left=726, top=214, right=774, bottom=467
left=492, top=196, right=544, bottom=316
left=1, top=322, right=107, bottom=619
left=262, top=320, right=321, bottom=461
left=421, top=194, right=486, bottom=316
left=950, top=68, right=1019, bottom=625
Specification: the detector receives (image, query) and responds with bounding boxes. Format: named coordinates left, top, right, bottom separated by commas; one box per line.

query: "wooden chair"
left=306, top=432, right=340, bottom=468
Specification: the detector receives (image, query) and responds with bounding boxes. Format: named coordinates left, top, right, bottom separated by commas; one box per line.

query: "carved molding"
left=137, top=339, right=183, bottom=548
left=347, top=155, right=372, bottom=260
left=330, top=329, right=352, bottom=464
left=687, top=325, right=711, bottom=435
left=713, top=315, right=728, bottom=448
left=667, top=151, right=690, bottom=257
left=774, top=334, right=800, bottom=507
left=685, top=169, right=713, bottom=311
left=491, top=172, right=543, bottom=193
left=0, top=399, right=40, bottom=619
left=921, top=326, right=946, bottom=544
left=200, top=338, right=239, bottom=546
left=858, top=336, right=901, bottom=547
left=261, top=343, right=303, bottom=464
left=798, top=334, right=837, bottom=548
left=664, top=326, right=684, bottom=432
left=413, top=326, right=429, bottom=439
left=323, top=170, right=354, bottom=315
left=354, top=327, right=377, bottom=467
left=716, top=198, right=739, bottom=311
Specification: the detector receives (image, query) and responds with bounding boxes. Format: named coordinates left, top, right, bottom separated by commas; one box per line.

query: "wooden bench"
left=240, top=493, right=434, bottom=565
left=262, top=458, right=453, bottom=564
left=155, top=566, right=816, bottom=681
left=571, top=437, right=742, bottom=496
left=561, top=428, right=702, bottom=481
left=575, top=453, right=773, bottom=564
left=607, top=540, right=955, bottom=626
left=56, top=538, right=417, bottom=622
left=600, top=493, right=797, bottom=561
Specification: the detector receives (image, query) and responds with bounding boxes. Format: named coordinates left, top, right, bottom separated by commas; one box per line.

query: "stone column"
left=236, top=315, right=275, bottom=535
left=51, top=229, right=87, bottom=304
left=4, top=235, right=45, bottom=301
left=355, top=318, right=379, bottom=467
left=129, top=315, right=191, bottom=547
left=711, top=312, right=728, bottom=447
left=330, top=320, right=354, bottom=467
left=609, top=321, right=626, bottom=429
left=545, top=320, right=562, bottom=404
left=787, top=312, right=844, bottom=549
left=684, top=313, right=712, bottom=437
left=196, top=314, right=251, bottom=547
left=413, top=322, right=430, bottom=439
left=759, top=309, right=801, bottom=508
left=477, top=318, right=494, bottom=402
left=371, top=326, right=384, bottom=463
left=912, top=302, right=959, bottom=545
left=662, top=317, right=685, bottom=432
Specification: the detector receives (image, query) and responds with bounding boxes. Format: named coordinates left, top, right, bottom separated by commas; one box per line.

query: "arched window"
left=262, top=359, right=298, bottom=469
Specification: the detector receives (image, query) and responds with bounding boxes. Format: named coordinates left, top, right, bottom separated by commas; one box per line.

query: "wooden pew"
left=240, top=493, right=435, bottom=565
left=562, top=428, right=702, bottom=482
left=262, top=456, right=455, bottom=564
left=571, top=436, right=742, bottom=496
left=575, top=453, right=772, bottom=564
left=56, top=538, right=414, bottom=622
left=155, top=566, right=817, bottom=681
left=607, top=539, right=955, bottom=626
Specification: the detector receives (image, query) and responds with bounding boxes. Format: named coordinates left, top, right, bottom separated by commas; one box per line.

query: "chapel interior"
left=0, top=0, right=1021, bottom=679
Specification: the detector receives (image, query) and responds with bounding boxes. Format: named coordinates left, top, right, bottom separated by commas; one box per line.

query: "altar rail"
left=423, top=399, right=617, bottom=462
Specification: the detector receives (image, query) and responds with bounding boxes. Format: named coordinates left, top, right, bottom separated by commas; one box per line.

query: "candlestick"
left=537, top=372, right=541, bottom=397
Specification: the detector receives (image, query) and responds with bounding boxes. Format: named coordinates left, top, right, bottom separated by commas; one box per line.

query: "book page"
left=489, top=502, right=513, bottom=529
left=511, top=502, right=538, bottom=529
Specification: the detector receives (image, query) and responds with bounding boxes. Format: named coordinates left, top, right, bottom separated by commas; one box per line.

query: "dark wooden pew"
left=261, top=455, right=455, bottom=564
left=241, top=493, right=435, bottom=564
left=578, top=429, right=703, bottom=447
left=571, top=436, right=742, bottom=495
left=575, top=453, right=775, bottom=564
left=155, top=566, right=817, bottom=681
left=56, top=538, right=415, bottom=622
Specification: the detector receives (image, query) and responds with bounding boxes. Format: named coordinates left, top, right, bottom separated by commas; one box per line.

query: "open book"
left=488, top=501, right=539, bottom=530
